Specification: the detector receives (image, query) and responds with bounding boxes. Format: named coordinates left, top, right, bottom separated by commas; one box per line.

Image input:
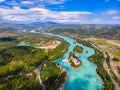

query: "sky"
left=0, top=0, right=120, bottom=24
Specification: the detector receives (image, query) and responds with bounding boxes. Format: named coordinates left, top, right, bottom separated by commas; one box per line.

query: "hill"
left=50, top=24, right=120, bottom=40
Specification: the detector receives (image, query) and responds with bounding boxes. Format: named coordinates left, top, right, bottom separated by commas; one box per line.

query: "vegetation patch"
left=0, top=32, right=69, bottom=90
left=74, top=39, right=115, bottom=90
left=89, top=50, right=116, bottom=90
left=73, top=45, right=83, bottom=54
left=69, top=52, right=82, bottom=70
left=40, top=39, right=69, bottom=90
left=0, top=37, right=17, bottom=42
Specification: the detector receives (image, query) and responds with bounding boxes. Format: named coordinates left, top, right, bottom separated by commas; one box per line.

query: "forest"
left=0, top=32, right=69, bottom=90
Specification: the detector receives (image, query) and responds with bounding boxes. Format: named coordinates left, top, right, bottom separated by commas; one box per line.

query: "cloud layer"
left=102, top=10, right=119, bottom=15
left=0, top=6, right=93, bottom=23
left=0, top=0, right=120, bottom=24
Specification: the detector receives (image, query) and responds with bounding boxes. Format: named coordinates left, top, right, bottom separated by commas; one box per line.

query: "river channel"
left=27, top=30, right=102, bottom=90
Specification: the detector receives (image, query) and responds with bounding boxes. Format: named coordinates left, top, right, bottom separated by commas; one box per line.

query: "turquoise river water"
left=29, top=30, right=102, bottom=90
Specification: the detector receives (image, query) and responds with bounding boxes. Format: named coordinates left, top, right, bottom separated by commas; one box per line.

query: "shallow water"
left=45, top=33, right=102, bottom=90
left=29, top=31, right=102, bottom=90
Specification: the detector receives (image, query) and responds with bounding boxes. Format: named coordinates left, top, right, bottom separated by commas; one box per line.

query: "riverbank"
left=47, top=33, right=102, bottom=90
left=0, top=32, right=69, bottom=90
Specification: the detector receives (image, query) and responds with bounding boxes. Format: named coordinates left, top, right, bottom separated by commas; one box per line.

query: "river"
left=29, top=30, right=102, bottom=90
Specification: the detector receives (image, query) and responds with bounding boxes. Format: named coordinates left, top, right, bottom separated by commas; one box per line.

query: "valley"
left=0, top=24, right=120, bottom=90
left=0, top=0, right=120, bottom=90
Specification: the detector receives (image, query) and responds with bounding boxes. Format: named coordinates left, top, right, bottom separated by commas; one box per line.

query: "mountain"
left=0, top=22, right=81, bottom=31
left=51, top=24, right=120, bottom=40
left=0, top=23, right=120, bottom=39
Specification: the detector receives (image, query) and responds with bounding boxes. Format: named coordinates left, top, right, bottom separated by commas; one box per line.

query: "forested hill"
left=51, top=25, right=120, bottom=40
left=0, top=24, right=120, bottom=39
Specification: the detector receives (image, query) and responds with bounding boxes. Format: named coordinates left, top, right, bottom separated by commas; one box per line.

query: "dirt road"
left=103, top=53, right=120, bottom=90
left=109, top=53, right=120, bottom=81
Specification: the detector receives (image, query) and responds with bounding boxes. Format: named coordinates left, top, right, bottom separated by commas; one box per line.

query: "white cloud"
left=52, top=20, right=83, bottom=24
left=21, top=1, right=33, bottom=5
left=39, top=0, right=67, bottom=5
left=21, top=0, right=67, bottom=5
left=112, top=16, right=120, bottom=21
left=0, top=7, right=92, bottom=23
left=1, top=0, right=67, bottom=9
left=93, top=18, right=101, bottom=22
left=102, top=10, right=119, bottom=15
left=1, top=6, right=119, bottom=24
left=0, top=0, right=4, bottom=2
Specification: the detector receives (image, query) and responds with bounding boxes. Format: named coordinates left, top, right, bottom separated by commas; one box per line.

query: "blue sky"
left=0, top=0, right=120, bottom=24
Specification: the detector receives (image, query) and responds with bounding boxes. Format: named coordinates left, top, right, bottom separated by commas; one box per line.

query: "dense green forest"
left=0, top=32, right=69, bottom=90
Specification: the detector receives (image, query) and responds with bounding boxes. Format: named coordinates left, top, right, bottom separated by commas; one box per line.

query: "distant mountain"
left=96, top=26, right=120, bottom=39
left=0, top=22, right=81, bottom=31
left=0, top=22, right=59, bottom=31
left=51, top=24, right=120, bottom=40
left=31, top=21, right=58, bottom=25
left=0, top=23, right=120, bottom=39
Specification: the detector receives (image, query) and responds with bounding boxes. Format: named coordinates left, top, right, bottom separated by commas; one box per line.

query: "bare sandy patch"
left=107, top=40, right=120, bottom=48
left=40, top=40, right=61, bottom=50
